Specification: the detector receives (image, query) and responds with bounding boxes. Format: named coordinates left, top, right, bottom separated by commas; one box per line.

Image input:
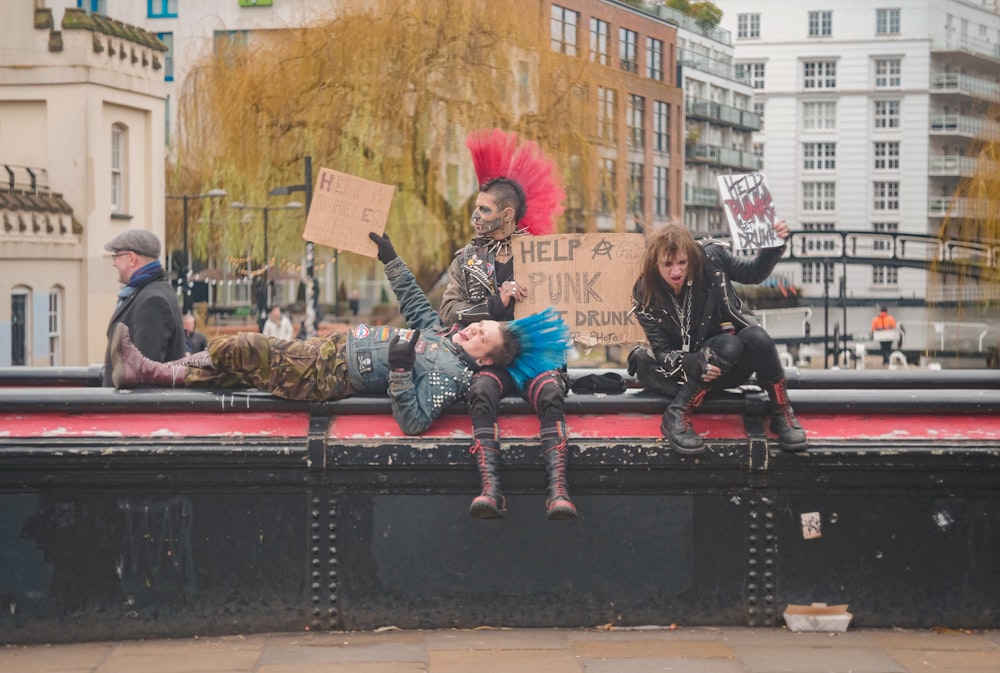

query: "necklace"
left=667, top=280, right=693, bottom=352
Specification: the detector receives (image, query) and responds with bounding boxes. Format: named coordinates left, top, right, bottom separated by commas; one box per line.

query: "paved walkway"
left=2, top=627, right=999, bottom=673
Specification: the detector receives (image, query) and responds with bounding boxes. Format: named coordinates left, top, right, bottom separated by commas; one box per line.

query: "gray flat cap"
left=105, top=229, right=161, bottom=258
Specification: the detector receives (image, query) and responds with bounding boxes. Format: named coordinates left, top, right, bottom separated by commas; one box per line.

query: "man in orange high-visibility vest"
left=871, top=306, right=898, bottom=365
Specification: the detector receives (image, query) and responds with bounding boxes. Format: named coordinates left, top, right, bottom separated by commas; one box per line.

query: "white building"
left=0, top=2, right=167, bottom=366
left=716, top=0, right=1000, bottom=306
left=649, top=3, right=763, bottom=237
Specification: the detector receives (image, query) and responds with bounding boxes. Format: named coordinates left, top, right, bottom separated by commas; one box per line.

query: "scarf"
left=117, top=261, right=165, bottom=308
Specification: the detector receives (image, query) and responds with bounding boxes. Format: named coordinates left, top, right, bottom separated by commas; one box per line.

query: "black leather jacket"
left=631, top=240, right=785, bottom=361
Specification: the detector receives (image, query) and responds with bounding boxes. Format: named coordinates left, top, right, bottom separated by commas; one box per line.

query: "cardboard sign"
left=512, top=233, right=645, bottom=346
left=717, top=172, right=782, bottom=250
left=302, top=167, right=396, bottom=257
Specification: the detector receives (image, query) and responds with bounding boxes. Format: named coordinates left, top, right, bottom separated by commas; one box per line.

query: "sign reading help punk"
left=717, top=172, right=782, bottom=250
left=513, top=233, right=646, bottom=346
left=303, top=167, right=396, bottom=257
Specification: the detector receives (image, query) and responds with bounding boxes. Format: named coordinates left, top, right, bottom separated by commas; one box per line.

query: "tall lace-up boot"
left=111, top=323, right=204, bottom=389
left=661, top=380, right=709, bottom=454
left=540, top=421, right=577, bottom=520
left=468, top=424, right=505, bottom=519
left=764, top=377, right=808, bottom=451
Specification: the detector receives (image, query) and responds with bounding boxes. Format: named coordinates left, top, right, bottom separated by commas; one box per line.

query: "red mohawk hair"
left=466, top=128, right=566, bottom=236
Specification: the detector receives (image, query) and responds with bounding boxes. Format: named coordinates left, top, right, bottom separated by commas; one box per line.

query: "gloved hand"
left=388, top=329, right=421, bottom=372
left=368, top=231, right=398, bottom=264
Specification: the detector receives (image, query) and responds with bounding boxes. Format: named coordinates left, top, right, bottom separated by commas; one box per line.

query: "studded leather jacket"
left=346, top=257, right=477, bottom=435
left=439, top=236, right=516, bottom=326
left=631, top=240, right=785, bottom=365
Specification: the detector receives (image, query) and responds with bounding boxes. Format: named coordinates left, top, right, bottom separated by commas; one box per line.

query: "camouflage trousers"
left=185, top=332, right=354, bottom=402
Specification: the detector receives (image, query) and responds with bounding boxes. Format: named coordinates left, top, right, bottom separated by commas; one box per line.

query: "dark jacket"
left=102, top=271, right=185, bottom=386
left=439, top=237, right=515, bottom=326
left=632, top=240, right=785, bottom=362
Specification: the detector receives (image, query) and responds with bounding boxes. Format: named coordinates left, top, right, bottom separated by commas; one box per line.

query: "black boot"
left=764, top=377, right=808, bottom=451
left=661, top=380, right=708, bottom=454
left=468, top=428, right=505, bottom=519
left=111, top=324, right=191, bottom=388
left=540, top=421, right=577, bottom=521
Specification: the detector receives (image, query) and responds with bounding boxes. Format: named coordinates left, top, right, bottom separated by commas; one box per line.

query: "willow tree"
left=171, top=0, right=597, bottom=288
left=935, top=105, right=1000, bottom=316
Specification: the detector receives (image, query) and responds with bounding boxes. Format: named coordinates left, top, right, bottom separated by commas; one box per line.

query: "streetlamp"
left=270, top=156, right=324, bottom=335
left=166, top=188, right=227, bottom=314
left=230, top=201, right=303, bottom=325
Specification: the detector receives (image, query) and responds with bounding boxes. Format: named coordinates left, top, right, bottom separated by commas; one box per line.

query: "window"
left=874, top=58, right=901, bottom=88
left=551, top=5, right=579, bottom=56
left=11, top=290, right=28, bottom=366
left=801, top=261, right=834, bottom=284
left=48, top=287, right=62, bottom=366
left=627, top=162, right=644, bottom=215
left=646, top=37, right=664, bottom=81
left=801, top=223, right=836, bottom=284
left=876, top=8, right=900, bottom=35
left=872, top=222, right=899, bottom=285
left=803, top=101, right=836, bottom=130
left=158, top=32, right=174, bottom=81
left=874, top=141, right=900, bottom=170
left=754, top=101, right=765, bottom=130
left=597, top=86, right=617, bottom=142
left=214, top=30, right=249, bottom=54
left=803, top=182, right=836, bottom=211
left=111, top=123, right=127, bottom=214
left=808, top=11, right=832, bottom=37
left=654, top=166, right=670, bottom=217
left=737, top=13, right=760, bottom=39
left=147, top=0, right=178, bottom=18
left=79, top=0, right=107, bottom=14
left=803, top=60, right=837, bottom=89
left=803, top=142, right=836, bottom=170
left=600, top=158, right=616, bottom=214
left=619, top=28, right=638, bottom=73
left=653, top=100, right=670, bottom=152
left=873, top=181, right=899, bottom=211
left=736, top=62, right=766, bottom=90
left=874, top=100, right=900, bottom=129
left=627, top=95, right=645, bottom=148
left=753, top=142, right=765, bottom=157
left=590, top=18, right=609, bottom=65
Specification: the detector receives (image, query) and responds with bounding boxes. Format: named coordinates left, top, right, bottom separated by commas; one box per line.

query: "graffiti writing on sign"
left=717, top=172, right=781, bottom=250
left=513, top=233, right=646, bottom=344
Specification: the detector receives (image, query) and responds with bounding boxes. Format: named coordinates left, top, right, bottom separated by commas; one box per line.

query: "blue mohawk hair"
left=505, top=307, right=571, bottom=389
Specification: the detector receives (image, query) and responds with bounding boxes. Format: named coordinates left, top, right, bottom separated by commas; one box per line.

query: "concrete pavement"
left=2, top=626, right=999, bottom=673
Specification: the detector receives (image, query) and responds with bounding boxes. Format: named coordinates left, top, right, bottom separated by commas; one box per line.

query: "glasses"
left=111, top=251, right=132, bottom=259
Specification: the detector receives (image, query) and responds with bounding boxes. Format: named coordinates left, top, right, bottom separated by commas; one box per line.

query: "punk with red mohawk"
left=466, top=128, right=566, bottom=236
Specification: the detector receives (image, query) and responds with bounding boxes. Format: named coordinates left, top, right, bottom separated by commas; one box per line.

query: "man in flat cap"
left=102, top=228, right=184, bottom=386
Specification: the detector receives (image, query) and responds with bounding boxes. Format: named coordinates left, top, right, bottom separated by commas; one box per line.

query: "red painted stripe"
left=0, top=412, right=310, bottom=438
left=1, top=412, right=997, bottom=442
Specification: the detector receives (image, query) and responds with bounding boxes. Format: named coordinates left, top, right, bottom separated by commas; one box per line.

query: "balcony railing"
left=677, top=48, right=746, bottom=84
left=686, top=143, right=763, bottom=171
left=684, top=184, right=720, bottom=208
left=930, top=72, right=1000, bottom=103
left=931, top=33, right=1000, bottom=64
left=928, top=155, right=980, bottom=177
left=929, top=114, right=1000, bottom=139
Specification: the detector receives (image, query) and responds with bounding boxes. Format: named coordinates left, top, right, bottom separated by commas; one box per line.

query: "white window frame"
left=737, top=13, right=760, bottom=39
left=803, top=142, right=836, bottom=171
left=802, top=182, right=836, bottom=212
left=111, top=123, right=127, bottom=214
left=803, top=101, right=836, bottom=131
left=48, top=287, right=62, bottom=366
left=808, top=11, right=832, bottom=37
left=876, top=8, right=901, bottom=36
left=874, top=58, right=901, bottom=88
left=874, top=100, right=900, bottom=129
left=803, top=60, right=837, bottom=89
left=873, top=181, right=900, bottom=211
left=874, top=141, right=900, bottom=170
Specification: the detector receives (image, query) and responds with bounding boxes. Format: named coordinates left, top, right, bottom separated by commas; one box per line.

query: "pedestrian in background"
left=871, top=306, right=898, bottom=366
left=183, top=314, right=208, bottom=355
left=102, top=229, right=184, bottom=387
left=262, top=305, right=294, bottom=340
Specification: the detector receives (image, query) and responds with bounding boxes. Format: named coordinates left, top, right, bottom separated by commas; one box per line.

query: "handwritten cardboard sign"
left=717, top=172, right=781, bottom=250
left=513, top=233, right=645, bottom=345
left=302, top=167, right=396, bottom=257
